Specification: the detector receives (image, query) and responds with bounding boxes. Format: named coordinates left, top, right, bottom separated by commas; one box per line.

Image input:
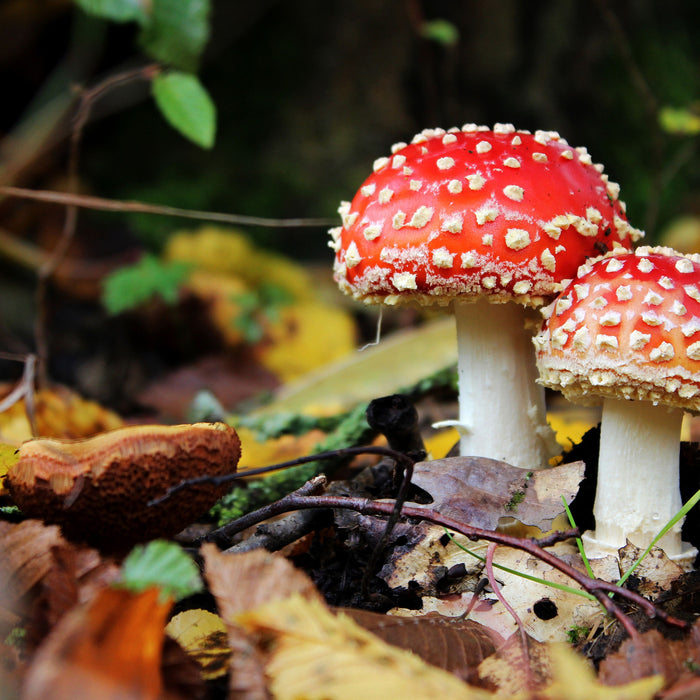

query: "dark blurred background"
left=1, top=0, right=699, bottom=404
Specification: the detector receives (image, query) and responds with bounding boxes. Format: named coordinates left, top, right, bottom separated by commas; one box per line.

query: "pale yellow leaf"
left=235, top=593, right=493, bottom=700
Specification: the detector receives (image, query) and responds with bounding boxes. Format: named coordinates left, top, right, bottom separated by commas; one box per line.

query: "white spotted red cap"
left=331, top=124, right=642, bottom=308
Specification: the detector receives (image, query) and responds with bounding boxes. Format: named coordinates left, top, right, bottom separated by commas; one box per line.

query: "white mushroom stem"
left=583, top=398, right=694, bottom=562
left=451, top=299, right=556, bottom=469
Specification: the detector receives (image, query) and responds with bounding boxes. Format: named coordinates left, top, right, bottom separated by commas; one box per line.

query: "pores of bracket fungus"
left=7, top=422, right=241, bottom=552
left=534, top=246, right=700, bottom=564
left=331, top=123, right=642, bottom=469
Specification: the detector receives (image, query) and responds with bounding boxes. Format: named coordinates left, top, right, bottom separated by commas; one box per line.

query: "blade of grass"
left=443, top=529, right=597, bottom=602
left=561, top=495, right=595, bottom=579
left=617, top=487, right=700, bottom=588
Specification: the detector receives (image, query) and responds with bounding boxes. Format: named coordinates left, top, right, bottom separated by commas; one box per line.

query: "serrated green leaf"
left=120, top=540, right=203, bottom=602
left=152, top=71, right=216, bottom=149
left=101, top=254, right=191, bottom=315
left=74, top=0, right=148, bottom=24
left=138, top=0, right=209, bottom=72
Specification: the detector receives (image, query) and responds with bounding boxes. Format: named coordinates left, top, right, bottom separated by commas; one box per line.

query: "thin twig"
left=485, top=542, right=535, bottom=689
left=33, top=64, right=158, bottom=386
left=205, top=486, right=688, bottom=634
left=150, top=444, right=415, bottom=508
left=0, top=186, right=335, bottom=230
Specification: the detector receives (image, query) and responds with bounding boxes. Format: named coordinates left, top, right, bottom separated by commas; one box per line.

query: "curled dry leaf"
left=343, top=608, right=503, bottom=682
left=410, top=456, right=585, bottom=531
left=6, top=422, right=241, bottom=551
left=22, top=587, right=174, bottom=700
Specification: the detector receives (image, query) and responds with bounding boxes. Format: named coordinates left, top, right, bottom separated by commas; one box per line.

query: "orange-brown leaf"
left=22, top=587, right=172, bottom=700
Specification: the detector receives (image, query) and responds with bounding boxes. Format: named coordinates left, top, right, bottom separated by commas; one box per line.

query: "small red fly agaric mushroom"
left=534, top=246, right=700, bottom=564
left=6, top=422, right=240, bottom=552
left=331, top=123, right=642, bottom=469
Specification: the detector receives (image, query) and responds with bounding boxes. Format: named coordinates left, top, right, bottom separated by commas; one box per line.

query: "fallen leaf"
left=344, top=608, right=503, bottom=682
left=165, top=609, right=230, bottom=680
left=542, top=643, right=664, bottom=699
left=234, top=425, right=327, bottom=471
left=477, top=632, right=553, bottom=694
left=598, top=622, right=700, bottom=694
left=410, top=456, right=585, bottom=531
left=254, top=316, right=456, bottom=416
left=478, top=637, right=664, bottom=699
left=0, top=520, right=119, bottom=644
left=254, top=301, right=357, bottom=382
left=204, top=547, right=322, bottom=700
left=0, top=385, right=123, bottom=446
left=235, top=593, right=494, bottom=700
left=617, top=543, right=684, bottom=599
left=22, top=587, right=172, bottom=700
left=203, top=545, right=323, bottom=620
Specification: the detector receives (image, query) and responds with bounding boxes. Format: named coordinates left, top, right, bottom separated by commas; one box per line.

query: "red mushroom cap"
left=331, top=124, right=642, bottom=307
left=534, top=246, right=700, bottom=409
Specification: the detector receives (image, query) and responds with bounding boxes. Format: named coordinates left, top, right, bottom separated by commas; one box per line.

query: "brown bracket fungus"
left=331, top=123, right=642, bottom=468
left=534, top=246, right=700, bottom=565
left=6, top=422, right=241, bottom=552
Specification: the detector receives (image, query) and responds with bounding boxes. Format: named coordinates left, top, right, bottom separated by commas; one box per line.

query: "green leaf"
left=152, top=71, right=216, bottom=149
left=139, top=0, right=210, bottom=72
left=659, top=105, right=700, bottom=135
left=74, top=0, right=148, bottom=23
left=120, top=540, right=203, bottom=602
left=101, top=254, right=191, bottom=315
left=420, top=19, right=459, bottom=47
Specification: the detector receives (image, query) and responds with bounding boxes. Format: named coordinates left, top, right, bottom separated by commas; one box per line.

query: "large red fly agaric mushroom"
left=534, top=247, right=700, bottom=564
left=331, top=124, right=642, bottom=469
left=6, top=422, right=241, bottom=552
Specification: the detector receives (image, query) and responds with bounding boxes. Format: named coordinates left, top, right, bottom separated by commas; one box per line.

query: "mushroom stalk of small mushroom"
left=583, top=399, right=686, bottom=557
left=451, top=299, right=555, bottom=468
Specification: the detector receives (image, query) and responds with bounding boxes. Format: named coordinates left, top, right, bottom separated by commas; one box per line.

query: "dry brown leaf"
left=598, top=622, right=700, bottom=693
left=343, top=608, right=503, bottom=682
left=202, top=546, right=323, bottom=620
left=203, top=547, right=322, bottom=700
left=0, top=520, right=120, bottom=648
left=411, top=456, right=585, bottom=530
left=22, top=587, right=173, bottom=700
left=0, top=520, right=65, bottom=630
left=235, top=593, right=494, bottom=700
left=617, top=543, right=684, bottom=600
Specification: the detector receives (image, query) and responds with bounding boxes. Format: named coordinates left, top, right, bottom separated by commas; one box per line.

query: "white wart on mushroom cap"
left=331, top=123, right=642, bottom=308
left=534, top=246, right=700, bottom=409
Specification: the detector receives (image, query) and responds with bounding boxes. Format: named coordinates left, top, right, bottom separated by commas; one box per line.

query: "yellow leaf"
left=165, top=225, right=315, bottom=300
left=165, top=609, right=230, bottom=680
left=235, top=426, right=326, bottom=471
left=236, top=593, right=493, bottom=700
left=0, top=386, right=123, bottom=446
left=0, top=443, right=19, bottom=495
left=255, top=302, right=356, bottom=382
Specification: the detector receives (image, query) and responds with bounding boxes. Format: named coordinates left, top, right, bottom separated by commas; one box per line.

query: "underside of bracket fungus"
left=534, top=246, right=700, bottom=564
left=6, top=422, right=241, bottom=552
left=331, top=123, right=642, bottom=468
